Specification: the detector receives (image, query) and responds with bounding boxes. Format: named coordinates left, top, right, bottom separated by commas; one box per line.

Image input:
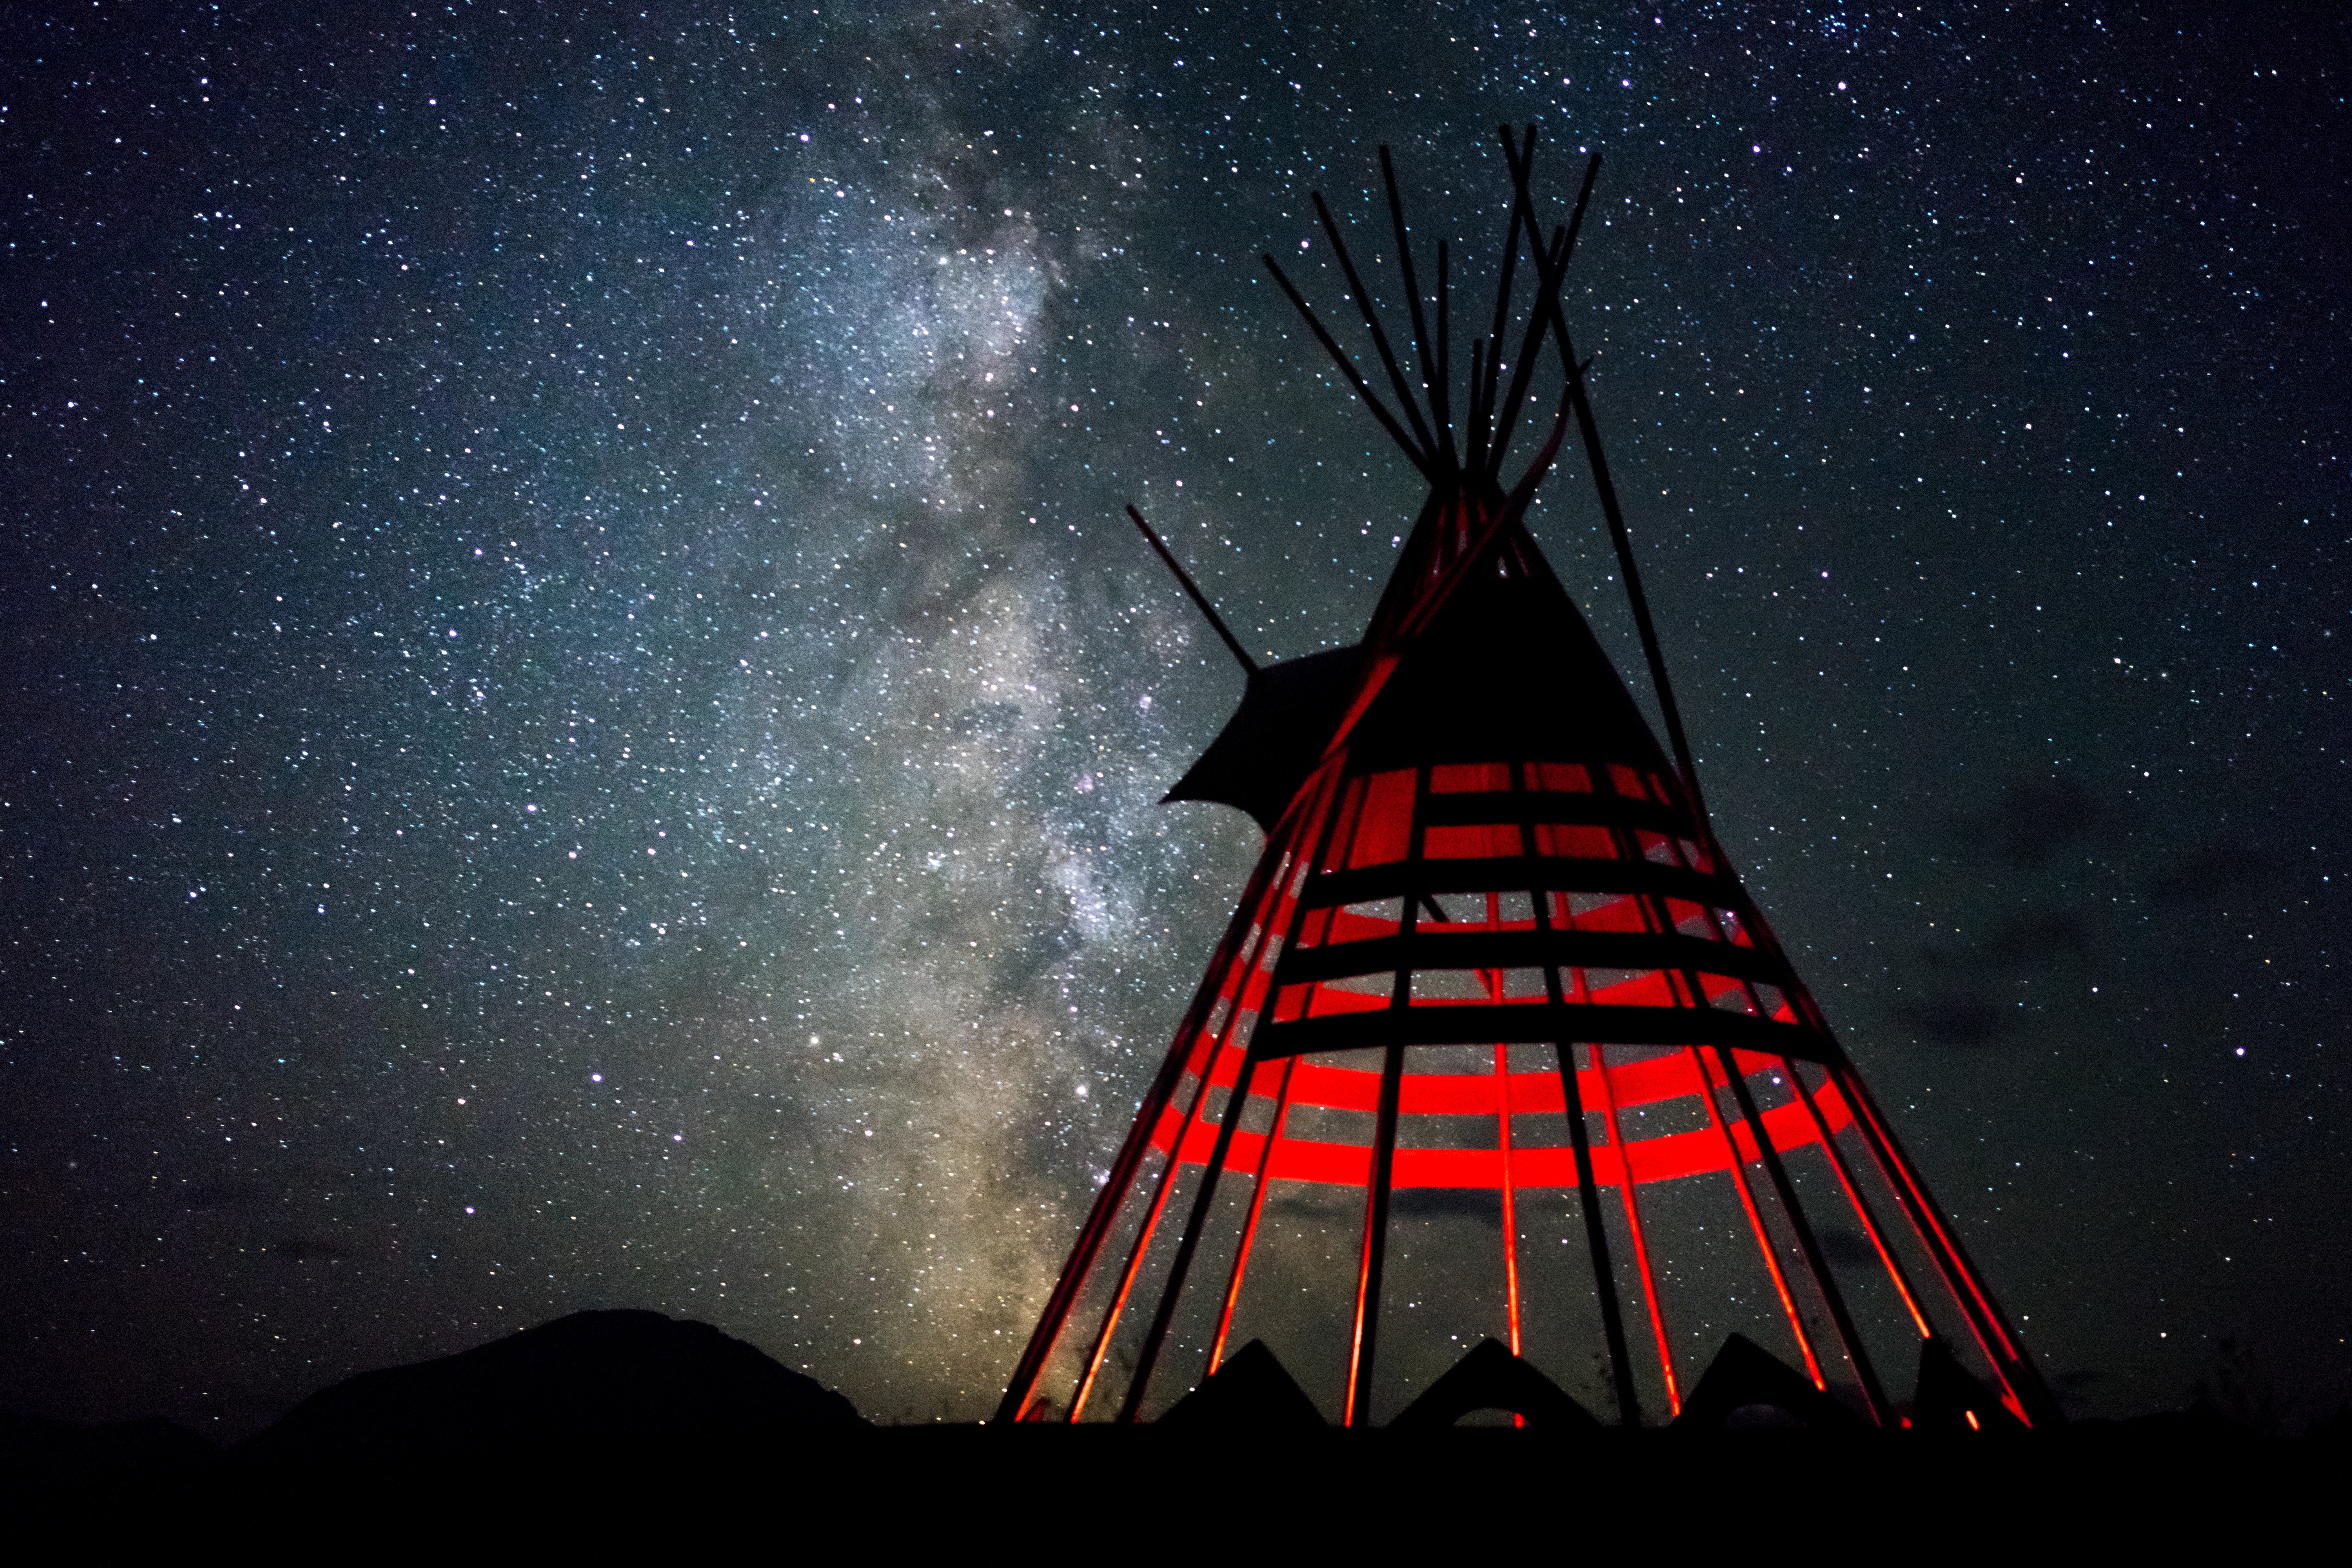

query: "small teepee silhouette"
left=999, top=129, right=2058, bottom=1431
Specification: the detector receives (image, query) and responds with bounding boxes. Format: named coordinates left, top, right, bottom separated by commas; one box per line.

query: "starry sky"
left=3, top=2, right=2345, bottom=1436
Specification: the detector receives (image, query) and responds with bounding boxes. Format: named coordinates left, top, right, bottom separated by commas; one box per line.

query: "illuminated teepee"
left=998, top=129, right=2058, bottom=1431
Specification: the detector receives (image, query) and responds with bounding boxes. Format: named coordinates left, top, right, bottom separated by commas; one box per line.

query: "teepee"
left=997, top=129, right=2058, bottom=1432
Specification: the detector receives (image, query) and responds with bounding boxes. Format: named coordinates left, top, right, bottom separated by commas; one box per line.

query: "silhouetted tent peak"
left=1342, top=531, right=1672, bottom=779
left=1156, top=1340, right=1325, bottom=1430
left=1163, top=646, right=1361, bottom=833
left=1671, top=1333, right=1869, bottom=1435
left=1911, top=1334, right=2027, bottom=1435
left=244, top=1308, right=863, bottom=1463
left=1391, top=1338, right=1603, bottom=1431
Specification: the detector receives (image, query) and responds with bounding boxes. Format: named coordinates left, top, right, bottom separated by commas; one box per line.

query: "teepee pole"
left=1830, top=1058, right=2064, bottom=1426
left=1127, top=506, right=1258, bottom=676
left=1434, top=242, right=1455, bottom=456
left=1556, top=1041, right=1638, bottom=1427
left=1691, top=1043, right=1828, bottom=1388
left=1344, top=1040, right=1408, bottom=1426
left=1502, top=139, right=1709, bottom=835
left=1064, top=1016, right=1230, bottom=1421
left=994, top=828, right=1292, bottom=1421
left=1784, top=1056, right=1937, bottom=1341
left=1116, top=1050, right=1268, bottom=1421
left=1064, top=808, right=1317, bottom=1421
left=1480, top=127, right=1536, bottom=449
left=1380, top=147, right=1452, bottom=474
left=1713, top=1045, right=1894, bottom=1425
left=1490, top=133, right=1598, bottom=483
left=1531, top=788, right=1639, bottom=1426
left=1121, top=763, right=1354, bottom=1419
left=1313, top=192, right=1439, bottom=463
left=1487, top=225, right=1568, bottom=476
left=1565, top=344, right=1709, bottom=829
left=1262, top=255, right=1433, bottom=477
left=1590, top=1040, right=1678, bottom=1414
left=1206, top=1054, right=1299, bottom=1372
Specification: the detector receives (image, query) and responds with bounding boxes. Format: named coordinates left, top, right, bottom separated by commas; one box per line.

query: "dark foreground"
left=4, top=1311, right=2339, bottom=1541
left=2, top=1420, right=2341, bottom=1546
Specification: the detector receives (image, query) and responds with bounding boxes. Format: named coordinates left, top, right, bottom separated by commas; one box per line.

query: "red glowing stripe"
left=1149, top=1089, right=1847, bottom=1188
left=1275, top=1053, right=1713, bottom=1115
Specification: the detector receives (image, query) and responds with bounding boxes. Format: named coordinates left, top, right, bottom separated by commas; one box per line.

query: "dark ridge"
left=240, top=1308, right=862, bottom=1465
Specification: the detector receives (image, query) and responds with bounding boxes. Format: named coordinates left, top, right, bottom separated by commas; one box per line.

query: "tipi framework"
left=998, top=128, right=2057, bottom=1432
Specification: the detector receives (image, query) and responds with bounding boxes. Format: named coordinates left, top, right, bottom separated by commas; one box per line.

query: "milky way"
left=4, top=3, right=2346, bottom=1433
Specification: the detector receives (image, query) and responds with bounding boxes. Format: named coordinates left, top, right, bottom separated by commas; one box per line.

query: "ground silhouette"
left=2, top=1312, right=2346, bottom=1542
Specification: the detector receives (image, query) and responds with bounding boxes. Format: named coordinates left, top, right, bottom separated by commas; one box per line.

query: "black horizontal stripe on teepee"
left=1304, top=856, right=1733, bottom=911
left=1414, top=788, right=1692, bottom=835
left=1271, top=927, right=1792, bottom=989
left=1251, top=1002, right=1834, bottom=1064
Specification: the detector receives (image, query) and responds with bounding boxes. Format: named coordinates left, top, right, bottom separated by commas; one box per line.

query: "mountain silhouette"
left=241, top=1309, right=861, bottom=1465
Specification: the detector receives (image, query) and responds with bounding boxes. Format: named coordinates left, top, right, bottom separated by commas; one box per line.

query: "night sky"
left=4, top=2, right=2345, bottom=1436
